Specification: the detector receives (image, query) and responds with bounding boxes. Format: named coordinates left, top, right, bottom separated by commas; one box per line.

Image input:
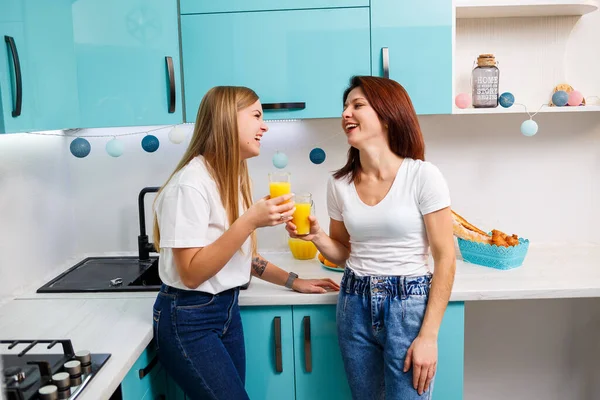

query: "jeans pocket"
left=152, top=308, right=161, bottom=350
left=176, top=294, right=216, bottom=310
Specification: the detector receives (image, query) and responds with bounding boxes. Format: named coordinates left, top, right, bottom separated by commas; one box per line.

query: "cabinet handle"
left=382, top=47, right=390, bottom=79
left=165, top=56, right=175, bottom=113
left=138, top=355, right=159, bottom=379
left=262, top=102, right=305, bottom=111
left=4, top=36, right=22, bottom=117
left=274, top=317, right=283, bottom=373
left=303, top=316, right=312, bottom=373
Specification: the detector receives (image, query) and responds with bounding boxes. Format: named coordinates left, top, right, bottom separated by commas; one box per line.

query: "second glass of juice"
left=292, top=193, right=313, bottom=235
left=268, top=172, right=291, bottom=202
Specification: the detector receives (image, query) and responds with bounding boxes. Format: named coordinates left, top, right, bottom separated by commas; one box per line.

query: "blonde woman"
left=152, top=86, right=339, bottom=400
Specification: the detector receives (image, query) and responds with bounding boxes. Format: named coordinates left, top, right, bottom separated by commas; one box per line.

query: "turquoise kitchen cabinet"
left=22, top=0, right=80, bottom=131
left=164, top=373, right=187, bottom=400
left=292, top=305, right=351, bottom=400
left=121, top=343, right=167, bottom=400
left=293, top=302, right=464, bottom=400
left=371, top=0, right=452, bottom=115
left=1, top=1, right=79, bottom=133
left=181, top=7, right=371, bottom=121
left=434, top=301, right=465, bottom=400
left=0, top=1, right=22, bottom=22
left=71, top=0, right=182, bottom=128
left=240, top=306, right=296, bottom=400
left=0, top=22, right=33, bottom=133
left=180, top=0, right=369, bottom=14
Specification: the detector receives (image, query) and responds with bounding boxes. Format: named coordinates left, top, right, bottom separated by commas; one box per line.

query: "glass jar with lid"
left=472, top=54, right=500, bottom=108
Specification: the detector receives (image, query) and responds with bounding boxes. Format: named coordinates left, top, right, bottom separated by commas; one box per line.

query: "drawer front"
left=180, top=0, right=369, bottom=14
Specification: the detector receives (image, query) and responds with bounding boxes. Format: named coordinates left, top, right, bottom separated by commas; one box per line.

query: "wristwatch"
left=285, top=272, right=299, bottom=289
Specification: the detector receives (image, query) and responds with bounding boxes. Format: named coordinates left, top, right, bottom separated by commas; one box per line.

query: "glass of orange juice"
left=292, top=193, right=313, bottom=235
left=268, top=172, right=291, bottom=203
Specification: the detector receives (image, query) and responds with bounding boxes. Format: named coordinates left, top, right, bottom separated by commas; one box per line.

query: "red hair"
left=334, top=76, right=425, bottom=182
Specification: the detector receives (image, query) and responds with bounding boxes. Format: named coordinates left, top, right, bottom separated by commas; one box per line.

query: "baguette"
left=451, top=210, right=492, bottom=244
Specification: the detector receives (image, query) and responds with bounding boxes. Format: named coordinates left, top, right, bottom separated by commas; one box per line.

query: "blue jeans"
left=337, top=268, right=434, bottom=400
left=152, top=284, right=249, bottom=400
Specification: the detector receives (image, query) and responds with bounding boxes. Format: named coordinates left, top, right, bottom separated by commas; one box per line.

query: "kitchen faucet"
left=138, top=186, right=160, bottom=261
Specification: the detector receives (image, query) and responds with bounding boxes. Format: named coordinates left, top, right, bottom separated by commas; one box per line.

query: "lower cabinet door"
left=434, top=301, right=465, bottom=400
left=121, top=343, right=166, bottom=399
left=165, top=375, right=187, bottom=399
left=292, top=305, right=351, bottom=400
left=241, top=306, right=296, bottom=400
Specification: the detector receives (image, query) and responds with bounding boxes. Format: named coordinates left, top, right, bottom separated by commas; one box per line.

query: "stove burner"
left=1, top=339, right=110, bottom=400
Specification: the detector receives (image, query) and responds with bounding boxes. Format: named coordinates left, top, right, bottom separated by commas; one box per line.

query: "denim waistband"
left=341, top=268, right=432, bottom=298
left=159, top=283, right=238, bottom=299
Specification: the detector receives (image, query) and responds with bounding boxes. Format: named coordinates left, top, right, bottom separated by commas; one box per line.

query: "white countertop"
left=0, top=297, right=156, bottom=400
left=3, top=244, right=600, bottom=399
left=17, top=244, right=600, bottom=303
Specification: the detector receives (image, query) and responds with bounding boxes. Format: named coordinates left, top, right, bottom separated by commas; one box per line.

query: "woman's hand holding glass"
left=286, top=215, right=322, bottom=241
left=245, top=194, right=295, bottom=229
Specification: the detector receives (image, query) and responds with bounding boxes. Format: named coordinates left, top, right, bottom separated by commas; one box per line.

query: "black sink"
left=37, top=256, right=162, bottom=293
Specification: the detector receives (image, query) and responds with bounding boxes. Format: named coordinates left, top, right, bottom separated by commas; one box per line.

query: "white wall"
left=51, top=113, right=600, bottom=258
left=0, top=133, right=77, bottom=303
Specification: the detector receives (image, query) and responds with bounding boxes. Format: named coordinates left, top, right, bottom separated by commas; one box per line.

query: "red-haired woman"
left=288, top=76, right=456, bottom=399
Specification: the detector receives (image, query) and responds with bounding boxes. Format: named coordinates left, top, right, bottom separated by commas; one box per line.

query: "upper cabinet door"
left=180, top=0, right=369, bottom=14
left=71, top=0, right=182, bottom=128
left=0, top=1, right=23, bottom=22
left=181, top=8, right=371, bottom=121
left=0, top=22, right=34, bottom=133
left=292, top=305, right=352, bottom=400
left=1, top=1, right=80, bottom=133
left=371, top=0, right=452, bottom=115
left=22, top=0, right=80, bottom=131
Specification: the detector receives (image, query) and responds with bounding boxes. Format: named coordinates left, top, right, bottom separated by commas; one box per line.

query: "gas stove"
left=1, top=339, right=110, bottom=400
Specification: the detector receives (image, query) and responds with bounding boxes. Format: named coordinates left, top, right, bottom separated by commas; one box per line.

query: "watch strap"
left=285, top=272, right=299, bottom=289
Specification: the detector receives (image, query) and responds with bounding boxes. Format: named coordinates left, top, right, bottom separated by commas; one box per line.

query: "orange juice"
left=269, top=182, right=291, bottom=201
left=288, top=238, right=317, bottom=260
left=292, top=202, right=312, bottom=235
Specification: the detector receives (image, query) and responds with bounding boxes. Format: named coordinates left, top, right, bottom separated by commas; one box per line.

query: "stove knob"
left=75, top=349, right=91, bottom=365
left=64, top=360, right=82, bottom=376
left=52, top=371, right=71, bottom=390
left=38, top=384, right=59, bottom=400
left=3, top=366, right=25, bottom=383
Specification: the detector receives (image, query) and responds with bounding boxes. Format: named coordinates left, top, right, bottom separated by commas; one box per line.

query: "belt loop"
left=400, top=276, right=408, bottom=300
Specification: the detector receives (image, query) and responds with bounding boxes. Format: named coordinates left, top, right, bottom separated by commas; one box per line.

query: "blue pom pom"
left=106, top=138, right=124, bottom=157
left=520, top=119, right=538, bottom=137
left=499, top=92, right=515, bottom=108
left=70, top=138, right=91, bottom=158
left=552, top=91, right=569, bottom=107
left=142, top=135, right=160, bottom=153
left=272, top=152, right=288, bottom=169
left=309, top=148, right=326, bottom=164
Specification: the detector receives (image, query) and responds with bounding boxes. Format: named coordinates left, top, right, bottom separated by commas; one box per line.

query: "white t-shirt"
left=327, top=158, right=451, bottom=277
left=154, top=156, right=251, bottom=294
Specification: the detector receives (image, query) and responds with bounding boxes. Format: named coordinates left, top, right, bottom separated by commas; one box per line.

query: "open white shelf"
left=453, top=105, right=600, bottom=115
left=456, top=0, right=599, bottom=19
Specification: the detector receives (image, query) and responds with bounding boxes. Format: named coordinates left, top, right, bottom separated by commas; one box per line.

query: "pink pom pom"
left=455, top=93, right=471, bottom=109
left=567, top=90, right=584, bottom=106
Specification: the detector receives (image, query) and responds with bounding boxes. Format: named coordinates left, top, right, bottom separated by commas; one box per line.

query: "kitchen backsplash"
left=1, top=114, right=599, bottom=299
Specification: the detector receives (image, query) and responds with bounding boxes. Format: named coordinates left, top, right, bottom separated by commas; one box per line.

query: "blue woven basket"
left=457, top=237, right=530, bottom=270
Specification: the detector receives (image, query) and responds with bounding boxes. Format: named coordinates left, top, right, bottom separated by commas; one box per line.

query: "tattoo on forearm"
left=251, top=257, right=267, bottom=276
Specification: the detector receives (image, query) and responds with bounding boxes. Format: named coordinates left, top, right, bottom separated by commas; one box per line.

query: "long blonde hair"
left=153, top=86, right=258, bottom=255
